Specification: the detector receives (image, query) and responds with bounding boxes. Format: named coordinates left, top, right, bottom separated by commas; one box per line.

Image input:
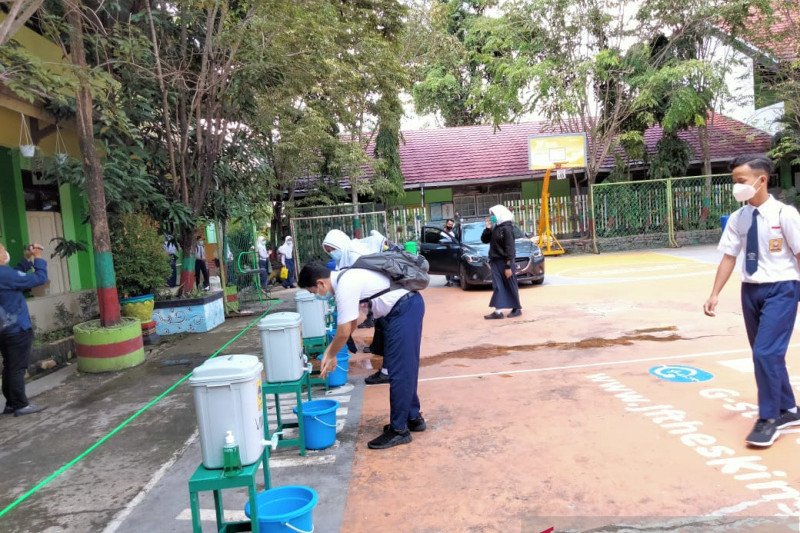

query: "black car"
left=420, top=221, right=545, bottom=290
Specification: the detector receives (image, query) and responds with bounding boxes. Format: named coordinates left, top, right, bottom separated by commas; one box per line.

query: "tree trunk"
left=66, top=0, right=121, bottom=327
left=178, top=230, right=197, bottom=294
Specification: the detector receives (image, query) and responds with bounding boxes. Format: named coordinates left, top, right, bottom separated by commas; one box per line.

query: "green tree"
left=409, top=0, right=535, bottom=126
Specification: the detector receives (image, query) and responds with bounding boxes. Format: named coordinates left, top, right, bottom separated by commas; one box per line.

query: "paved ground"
left=3, top=246, right=800, bottom=532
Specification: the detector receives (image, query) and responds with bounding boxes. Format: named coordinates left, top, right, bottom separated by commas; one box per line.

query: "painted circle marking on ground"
left=648, top=364, right=714, bottom=383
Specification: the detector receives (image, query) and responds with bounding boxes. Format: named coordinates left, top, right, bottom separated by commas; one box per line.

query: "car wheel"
left=459, top=265, right=471, bottom=291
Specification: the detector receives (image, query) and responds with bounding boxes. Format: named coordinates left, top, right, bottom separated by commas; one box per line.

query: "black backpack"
left=339, top=251, right=430, bottom=301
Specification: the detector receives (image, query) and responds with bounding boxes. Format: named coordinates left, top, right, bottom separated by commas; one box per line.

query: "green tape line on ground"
left=0, top=301, right=279, bottom=520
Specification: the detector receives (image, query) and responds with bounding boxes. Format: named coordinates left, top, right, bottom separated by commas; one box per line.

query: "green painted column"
left=779, top=160, right=792, bottom=190
left=59, top=182, right=96, bottom=290
left=0, top=147, right=29, bottom=260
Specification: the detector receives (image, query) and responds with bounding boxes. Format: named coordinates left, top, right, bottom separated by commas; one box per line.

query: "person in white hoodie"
left=322, top=229, right=391, bottom=384
left=278, top=236, right=295, bottom=288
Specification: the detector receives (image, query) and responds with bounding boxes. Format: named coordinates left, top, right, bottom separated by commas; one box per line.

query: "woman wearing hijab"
left=321, top=229, right=369, bottom=355
left=278, top=236, right=295, bottom=288
left=322, top=229, right=372, bottom=269
left=481, top=204, right=522, bottom=319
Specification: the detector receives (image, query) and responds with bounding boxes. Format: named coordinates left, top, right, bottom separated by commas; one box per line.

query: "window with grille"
left=475, top=193, right=499, bottom=216
left=453, top=196, right=477, bottom=218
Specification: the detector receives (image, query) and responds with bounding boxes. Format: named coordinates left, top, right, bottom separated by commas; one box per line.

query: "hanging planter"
left=54, top=125, right=68, bottom=164
left=19, top=113, right=36, bottom=158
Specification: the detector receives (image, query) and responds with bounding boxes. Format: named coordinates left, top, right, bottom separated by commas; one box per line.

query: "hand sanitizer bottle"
left=222, top=430, right=242, bottom=476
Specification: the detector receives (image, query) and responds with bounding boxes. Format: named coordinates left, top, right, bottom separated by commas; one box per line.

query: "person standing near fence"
left=704, top=154, right=800, bottom=447
left=195, top=236, right=210, bottom=291
left=481, top=205, right=522, bottom=319
left=256, top=235, right=271, bottom=289
left=279, top=236, right=295, bottom=288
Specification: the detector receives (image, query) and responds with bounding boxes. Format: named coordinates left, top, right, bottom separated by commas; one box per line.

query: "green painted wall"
left=400, top=190, right=422, bottom=206
left=0, top=147, right=28, bottom=260
left=425, top=188, right=453, bottom=203
left=59, top=183, right=96, bottom=290
left=521, top=178, right=570, bottom=199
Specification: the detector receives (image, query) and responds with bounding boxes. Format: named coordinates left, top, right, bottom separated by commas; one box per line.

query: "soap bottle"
left=222, top=430, right=242, bottom=476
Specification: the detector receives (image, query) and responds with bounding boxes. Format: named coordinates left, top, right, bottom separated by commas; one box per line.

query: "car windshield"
left=460, top=222, right=524, bottom=244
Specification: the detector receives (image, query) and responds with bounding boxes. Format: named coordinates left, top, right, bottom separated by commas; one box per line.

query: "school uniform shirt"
left=330, top=269, right=409, bottom=325
left=718, top=195, right=800, bottom=284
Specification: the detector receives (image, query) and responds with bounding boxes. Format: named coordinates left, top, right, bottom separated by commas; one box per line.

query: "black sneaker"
left=368, top=427, right=412, bottom=449
left=746, top=418, right=780, bottom=447
left=365, top=370, right=390, bottom=385
left=507, top=308, right=522, bottom=318
left=3, top=405, right=15, bottom=415
left=14, top=403, right=47, bottom=417
left=777, top=408, right=800, bottom=429
left=384, top=416, right=426, bottom=433
left=484, top=311, right=504, bottom=320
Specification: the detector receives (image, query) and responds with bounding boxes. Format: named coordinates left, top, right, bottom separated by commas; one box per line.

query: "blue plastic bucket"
left=326, top=352, right=350, bottom=387
left=293, top=399, right=339, bottom=450
left=720, top=214, right=730, bottom=231
left=244, top=485, right=319, bottom=533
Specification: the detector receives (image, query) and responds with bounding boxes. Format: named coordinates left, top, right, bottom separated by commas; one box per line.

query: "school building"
left=0, top=14, right=96, bottom=330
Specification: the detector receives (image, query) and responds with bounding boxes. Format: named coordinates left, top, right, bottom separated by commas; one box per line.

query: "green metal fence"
left=290, top=210, right=388, bottom=266
left=222, top=222, right=273, bottom=309
left=591, top=174, right=736, bottom=249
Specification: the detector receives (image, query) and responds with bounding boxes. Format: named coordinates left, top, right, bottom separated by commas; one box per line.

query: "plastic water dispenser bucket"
left=244, top=485, right=319, bottom=533
left=326, top=352, right=350, bottom=387
left=293, top=399, right=339, bottom=450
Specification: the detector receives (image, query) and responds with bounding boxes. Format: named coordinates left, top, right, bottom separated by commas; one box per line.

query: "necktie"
left=745, top=209, right=759, bottom=275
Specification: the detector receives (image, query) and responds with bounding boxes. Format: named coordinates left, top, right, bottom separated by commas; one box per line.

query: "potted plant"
left=111, top=212, right=172, bottom=344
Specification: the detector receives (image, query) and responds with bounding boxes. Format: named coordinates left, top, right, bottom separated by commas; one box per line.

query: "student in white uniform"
left=298, top=261, right=426, bottom=449
left=704, top=154, right=800, bottom=447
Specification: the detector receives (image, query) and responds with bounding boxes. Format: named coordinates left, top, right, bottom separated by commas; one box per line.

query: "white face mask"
left=732, top=180, right=762, bottom=202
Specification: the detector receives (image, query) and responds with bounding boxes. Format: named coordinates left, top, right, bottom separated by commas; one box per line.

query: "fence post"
left=589, top=185, right=599, bottom=253
left=666, top=178, right=678, bottom=248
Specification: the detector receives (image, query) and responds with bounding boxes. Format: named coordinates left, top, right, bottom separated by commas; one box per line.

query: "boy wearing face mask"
left=298, top=261, right=426, bottom=449
left=704, top=154, right=800, bottom=447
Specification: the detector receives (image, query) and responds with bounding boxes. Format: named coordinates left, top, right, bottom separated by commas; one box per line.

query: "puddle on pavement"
left=421, top=326, right=683, bottom=367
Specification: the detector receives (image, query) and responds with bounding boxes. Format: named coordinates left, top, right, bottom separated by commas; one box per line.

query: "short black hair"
left=445, top=218, right=455, bottom=224
left=729, top=154, right=774, bottom=175
left=297, top=261, right=331, bottom=288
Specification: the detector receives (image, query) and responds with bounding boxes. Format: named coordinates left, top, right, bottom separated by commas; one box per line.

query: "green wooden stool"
left=262, top=372, right=313, bottom=456
left=302, top=337, right=329, bottom=391
left=302, top=336, right=326, bottom=357
left=188, top=448, right=270, bottom=533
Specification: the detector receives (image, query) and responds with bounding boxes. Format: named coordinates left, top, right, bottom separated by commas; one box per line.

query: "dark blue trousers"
left=283, top=258, right=295, bottom=288
left=383, top=292, right=425, bottom=432
left=0, top=328, right=34, bottom=410
left=741, top=281, right=799, bottom=420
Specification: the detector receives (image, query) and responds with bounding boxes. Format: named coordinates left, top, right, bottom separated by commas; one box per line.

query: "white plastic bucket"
left=258, top=312, right=306, bottom=383
left=190, top=354, right=264, bottom=469
left=294, top=290, right=327, bottom=338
